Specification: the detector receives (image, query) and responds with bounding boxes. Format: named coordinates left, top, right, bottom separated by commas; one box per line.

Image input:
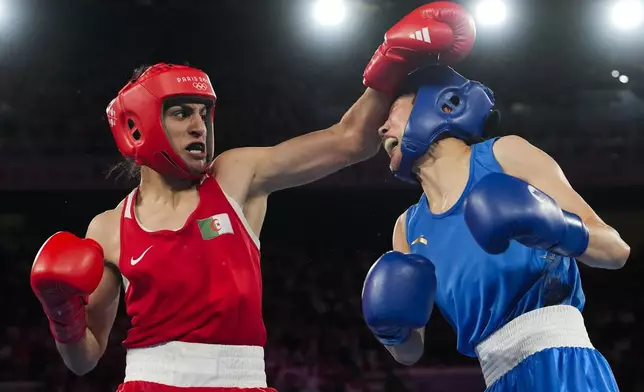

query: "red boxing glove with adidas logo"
left=363, top=1, right=476, bottom=96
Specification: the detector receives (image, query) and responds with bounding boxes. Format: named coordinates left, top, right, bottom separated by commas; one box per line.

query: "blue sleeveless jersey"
left=405, top=138, right=586, bottom=357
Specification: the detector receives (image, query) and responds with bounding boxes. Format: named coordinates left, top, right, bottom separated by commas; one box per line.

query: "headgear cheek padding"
left=106, top=63, right=217, bottom=180
left=393, top=66, right=497, bottom=184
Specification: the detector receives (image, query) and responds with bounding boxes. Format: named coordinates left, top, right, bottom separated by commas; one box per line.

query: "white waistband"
left=475, top=305, right=594, bottom=387
left=124, top=341, right=267, bottom=388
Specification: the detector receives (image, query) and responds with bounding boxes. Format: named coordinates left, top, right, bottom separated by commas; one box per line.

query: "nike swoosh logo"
left=131, top=245, right=153, bottom=266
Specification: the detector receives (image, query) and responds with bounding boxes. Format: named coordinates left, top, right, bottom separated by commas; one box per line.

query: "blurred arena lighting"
left=612, top=70, right=621, bottom=77
left=611, top=0, right=643, bottom=30
left=313, top=0, right=346, bottom=26
left=0, top=1, right=7, bottom=23
left=475, top=0, right=507, bottom=26
left=619, top=74, right=630, bottom=83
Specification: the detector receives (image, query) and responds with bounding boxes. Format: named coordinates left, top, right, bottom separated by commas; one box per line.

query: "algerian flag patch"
left=197, top=213, right=234, bottom=240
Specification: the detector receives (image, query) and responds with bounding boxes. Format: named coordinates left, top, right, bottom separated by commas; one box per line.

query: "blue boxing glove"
left=362, top=251, right=436, bottom=346
left=464, top=172, right=589, bottom=257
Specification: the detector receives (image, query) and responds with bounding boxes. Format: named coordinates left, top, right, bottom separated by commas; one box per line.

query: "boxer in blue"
left=361, top=66, right=631, bottom=391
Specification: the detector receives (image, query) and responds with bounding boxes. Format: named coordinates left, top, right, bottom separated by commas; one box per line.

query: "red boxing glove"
left=363, top=1, right=476, bottom=96
left=30, top=232, right=104, bottom=343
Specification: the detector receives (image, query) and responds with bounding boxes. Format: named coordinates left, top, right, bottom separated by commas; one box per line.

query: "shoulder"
left=395, top=210, right=408, bottom=228
left=211, top=147, right=269, bottom=173
left=491, top=135, right=534, bottom=161
left=393, top=210, right=408, bottom=238
left=393, top=210, right=410, bottom=253
left=211, top=147, right=266, bottom=184
left=86, top=204, right=123, bottom=265
left=87, top=208, right=121, bottom=238
left=492, top=135, right=560, bottom=175
left=211, top=147, right=271, bottom=202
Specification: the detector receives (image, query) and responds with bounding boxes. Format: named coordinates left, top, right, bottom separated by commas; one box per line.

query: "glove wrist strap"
left=374, top=326, right=412, bottom=347
left=41, top=296, right=87, bottom=344
left=549, top=211, right=590, bottom=258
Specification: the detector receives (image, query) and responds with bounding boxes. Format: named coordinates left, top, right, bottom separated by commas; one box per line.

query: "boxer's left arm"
left=382, top=211, right=427, bottom=366
left=493, top=135, right=630, bottom=269
left=216, top=2, right=477, bottom=198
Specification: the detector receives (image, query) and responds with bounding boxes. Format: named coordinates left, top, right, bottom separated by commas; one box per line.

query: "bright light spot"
left=313, top=0, right=346, bottom=26
left=0, top=2, right=8, bottom=24
left=619, top=74, right=630, bottom=83
left=475, top=0, right=507, bottom=26
left=611, top=0, right=643, bottom=30
left=612, top=70, right=620, bottom=78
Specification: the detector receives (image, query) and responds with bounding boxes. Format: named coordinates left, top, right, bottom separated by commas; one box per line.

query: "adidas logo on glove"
left=408, top=27, right=431, bottom=43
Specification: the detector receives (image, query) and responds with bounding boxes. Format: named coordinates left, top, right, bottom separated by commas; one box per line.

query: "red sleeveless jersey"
left=118, top=176, right=266, bottom=349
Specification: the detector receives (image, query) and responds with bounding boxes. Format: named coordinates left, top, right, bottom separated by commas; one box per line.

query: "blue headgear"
left=393, top=66, right=498, bottom=184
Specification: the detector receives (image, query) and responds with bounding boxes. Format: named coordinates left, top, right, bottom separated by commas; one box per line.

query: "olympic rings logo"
left=193, top=82, right=208, bottom=91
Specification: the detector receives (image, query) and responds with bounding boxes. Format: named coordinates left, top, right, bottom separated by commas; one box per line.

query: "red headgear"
left=106, top=63, right=217, bottom=179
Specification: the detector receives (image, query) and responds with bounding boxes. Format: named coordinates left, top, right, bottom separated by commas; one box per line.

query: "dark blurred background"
left=0, top=0, right=642, bottom=390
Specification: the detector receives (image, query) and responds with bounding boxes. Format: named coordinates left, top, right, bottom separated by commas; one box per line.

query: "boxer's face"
left=163, top=102, right=210, bottom=172
left=378, top=94, right=414, bottom=171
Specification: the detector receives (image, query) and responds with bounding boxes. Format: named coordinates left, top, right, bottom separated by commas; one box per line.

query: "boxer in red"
left=29, top=3, right=476, bottom=390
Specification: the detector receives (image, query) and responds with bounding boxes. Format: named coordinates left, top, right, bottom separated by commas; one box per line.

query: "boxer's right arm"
left=382, top=211, right=427, bottom=366
left=52, top=212, right=121, bottom=375
left=56, top=265, right=120, bottom=375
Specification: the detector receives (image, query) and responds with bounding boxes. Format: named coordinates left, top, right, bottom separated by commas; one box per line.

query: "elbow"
left=66, top=359, right=98, bottom=376
left=59, top=349, right=100, bottom=376
left=611, top=241, right=631, bottom=269
left=384, top=338, right=425, bottom=367
left=55, top=321, right=112, bottom=376
left=70, top=366, right=92, bottom=377
left=394, top=352, right=424, bottom=367
left=583, top=222, right=631, bottom=269
left=591, top=240, right=631, bottom=270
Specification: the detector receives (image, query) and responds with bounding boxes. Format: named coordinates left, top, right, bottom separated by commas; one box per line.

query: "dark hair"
left=130, top=64, right=151, bottom=82
left=106, top=157, right=141, bottom=181
left=130, top=61, right=192, bottom=83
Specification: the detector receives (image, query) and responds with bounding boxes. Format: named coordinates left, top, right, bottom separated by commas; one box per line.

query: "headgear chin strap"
left=106, top=63, right=217, bottom=180
left=393, top=65, right=497, bottom=184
